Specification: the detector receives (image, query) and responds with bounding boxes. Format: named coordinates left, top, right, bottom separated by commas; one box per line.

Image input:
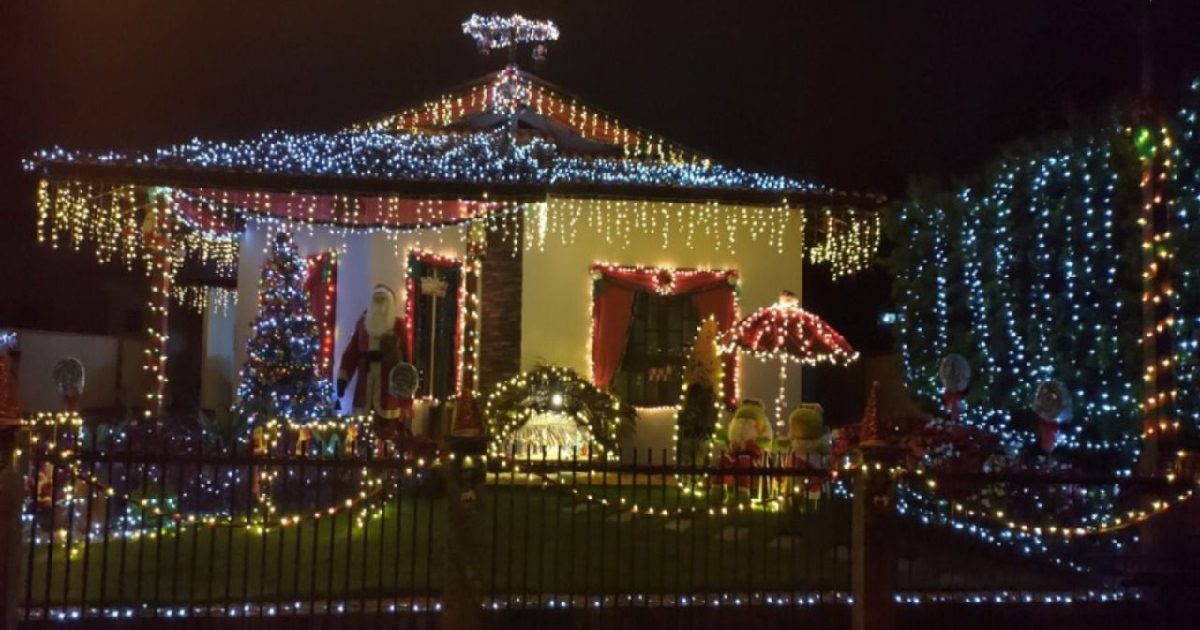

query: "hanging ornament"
left=389, top=363, right=420, bottom=398
left=532, top=43, right=548, bottom=62
left=1031, top=380, right=1072, bottom=454
left=938, top=354, right=970, bottom=423
left=53, top=357, right=85, bottom=411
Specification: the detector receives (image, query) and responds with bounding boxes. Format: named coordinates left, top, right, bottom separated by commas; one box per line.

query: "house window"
left=407, top=253, right=462, bottom=399
left=611, top=292, right=700, bottom=407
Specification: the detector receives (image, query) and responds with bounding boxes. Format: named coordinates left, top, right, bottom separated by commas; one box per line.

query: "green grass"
left=24, top=480, right=1089, bottom=608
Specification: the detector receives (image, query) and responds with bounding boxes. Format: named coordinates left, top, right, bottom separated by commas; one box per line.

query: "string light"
left=1170, top=79, right=1200, bottom=433
left=171, top=285, right=237, bottom=315
left=808, top=207, right=881, bottom=279
left=405, top=249, right=468, bottom=397
left=28, top=128, right=831, bottom=195
left=888, top=122, right=1146, bottom=458
left=461, top=13, right=559, bottom=51
left=587, top=263, right=741, bottom=409
left=483, top=365, right=635, bottom=458
left=19, top=588, right=1139, bottom=620
left=304, top=252, right=338, bottom=378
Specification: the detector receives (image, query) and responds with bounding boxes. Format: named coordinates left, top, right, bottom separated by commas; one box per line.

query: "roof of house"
left=27, top=68, right=881, bottom=206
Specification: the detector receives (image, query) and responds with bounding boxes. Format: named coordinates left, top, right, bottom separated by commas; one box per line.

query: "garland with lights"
left=483, top=364, right=636, bottom=457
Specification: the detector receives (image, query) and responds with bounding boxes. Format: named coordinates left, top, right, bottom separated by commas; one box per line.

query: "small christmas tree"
left=234, top=232, right=334, bottom=424
left=677, top=316, right=723, bottom=465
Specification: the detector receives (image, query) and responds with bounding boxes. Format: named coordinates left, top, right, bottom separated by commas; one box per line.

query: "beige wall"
left=200, top=299, right=236, bottom=412
left=520, top=200, right=807, bottom=454
left=7, top=328, right=148, bottom=412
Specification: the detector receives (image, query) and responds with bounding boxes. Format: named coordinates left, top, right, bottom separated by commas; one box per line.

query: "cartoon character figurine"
left=715, top=399, right=772, bottom=502
left=781, top=403, right=829, bottom=501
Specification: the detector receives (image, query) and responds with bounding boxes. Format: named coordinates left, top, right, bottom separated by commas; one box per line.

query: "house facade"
left=27, top=66, right=881, bottom=455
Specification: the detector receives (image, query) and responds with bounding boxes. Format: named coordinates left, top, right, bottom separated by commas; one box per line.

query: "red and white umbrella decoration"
left=721, top=291, right=859, bottom=427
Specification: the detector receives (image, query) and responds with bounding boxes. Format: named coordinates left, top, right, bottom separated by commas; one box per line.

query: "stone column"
left=443, top=436, right=488, bottom=630
left=0, top=424, right=28, bottom=630
left=851, top=442, right=902, bottom=630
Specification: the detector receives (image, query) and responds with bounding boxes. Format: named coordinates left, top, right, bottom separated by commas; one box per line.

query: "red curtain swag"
left=590, top=265, right=738, bottom=406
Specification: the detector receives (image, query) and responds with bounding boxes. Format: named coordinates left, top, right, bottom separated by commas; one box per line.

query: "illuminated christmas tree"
left=233, top=232, right=334, bottom=424
left=676, top=316, right=722, bottom=464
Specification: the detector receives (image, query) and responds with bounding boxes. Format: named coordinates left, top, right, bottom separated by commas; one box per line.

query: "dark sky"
left=2, top=0, right=1200, bottom=339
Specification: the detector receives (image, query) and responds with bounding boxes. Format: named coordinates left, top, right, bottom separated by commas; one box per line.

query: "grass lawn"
left=24, top=478, right=1092, bottom=609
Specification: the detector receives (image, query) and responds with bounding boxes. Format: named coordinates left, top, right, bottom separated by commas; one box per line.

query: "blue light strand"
left=27, top=129, right=830, bottom=195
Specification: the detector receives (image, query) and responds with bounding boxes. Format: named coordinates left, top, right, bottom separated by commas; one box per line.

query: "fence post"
left=0, top=423, right=27, bottom=630
left=444, top=435, right=488, bottom=630
left=851, top=443, right=901, bottom=630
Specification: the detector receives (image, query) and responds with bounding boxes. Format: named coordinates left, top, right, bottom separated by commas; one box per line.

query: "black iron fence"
left=6, top=423, right=1169, bottom=628
left=17, top=430, right=853, bottom=622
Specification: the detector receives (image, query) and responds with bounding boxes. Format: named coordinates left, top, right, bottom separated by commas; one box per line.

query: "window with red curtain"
left=303, top=252, right=337, bottom=380
left=590, top=265, right=737, bottom=407
left=406, top=251, right=463, bottom=400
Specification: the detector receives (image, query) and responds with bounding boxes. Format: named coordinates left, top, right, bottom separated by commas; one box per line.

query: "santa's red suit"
left=337, top=285, right=411, bottom=421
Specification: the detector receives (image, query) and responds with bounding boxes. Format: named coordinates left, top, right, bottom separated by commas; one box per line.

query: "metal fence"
left=12, top=425, right=1159, bottom=627
left=18, top=431, right=851, bottom=623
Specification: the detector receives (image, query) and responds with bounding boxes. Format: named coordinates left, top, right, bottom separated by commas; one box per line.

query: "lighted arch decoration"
left=484, top=364, right=636, bottom=458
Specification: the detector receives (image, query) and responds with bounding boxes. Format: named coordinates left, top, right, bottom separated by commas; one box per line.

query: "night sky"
left=3, top=0, right=1200, bottom=345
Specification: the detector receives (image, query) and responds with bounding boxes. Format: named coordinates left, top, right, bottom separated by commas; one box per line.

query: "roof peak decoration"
left=462, top=13, right=559, bottom=61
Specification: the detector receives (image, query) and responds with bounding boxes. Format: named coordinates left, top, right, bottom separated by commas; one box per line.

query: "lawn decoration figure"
left=1031, top=380, right=1072, bottom=454
left=338, top=285, right=412, bottom=433
left=780, top=403, right=829, bottom=502
left=938, top=353, right=970, bottom=423
left=715, top=399, right=772, bottom=502
left=53, top=357, right=85, bottom=411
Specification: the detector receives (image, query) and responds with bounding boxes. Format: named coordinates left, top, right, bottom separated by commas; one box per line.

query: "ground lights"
left=20, top=588, right=1138, bottom=620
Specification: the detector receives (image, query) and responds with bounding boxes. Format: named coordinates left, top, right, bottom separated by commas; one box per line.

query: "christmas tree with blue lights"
left=233, top=232, right=334, bottom=424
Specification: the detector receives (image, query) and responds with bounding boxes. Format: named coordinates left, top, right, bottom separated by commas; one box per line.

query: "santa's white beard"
left=364, top=297, right=395, bottom=336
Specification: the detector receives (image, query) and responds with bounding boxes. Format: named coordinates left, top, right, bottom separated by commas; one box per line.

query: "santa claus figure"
left=337, top=285, right=412, bottom=433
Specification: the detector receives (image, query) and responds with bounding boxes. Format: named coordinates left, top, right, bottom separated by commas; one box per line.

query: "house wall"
left=519, top=201, right=807, bottom=456
left=200, top=301, right=236, bottom=412
left=6, top=328, right=148, bottom=412
left=233, top=223, right=466, bottom=417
